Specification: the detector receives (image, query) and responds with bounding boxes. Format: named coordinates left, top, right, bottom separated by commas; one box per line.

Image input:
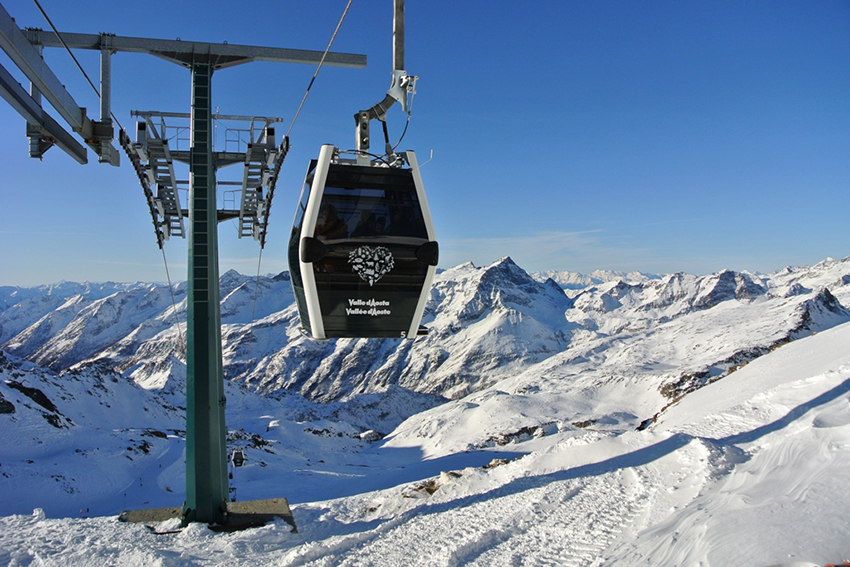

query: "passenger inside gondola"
left=351, top=210, right=379, bottom=238
left=387, top=206, right=426, bottom=237
left=315, top=204, right=348, bottom=241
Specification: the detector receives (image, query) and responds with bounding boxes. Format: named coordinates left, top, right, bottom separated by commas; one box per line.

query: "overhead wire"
left=161, top=247, right=185, bottom=355
left=391, top=77, right=417, bottom=151
left=285, top=0, right=354, bottom=138
left=31, top=1, right=191, bottom=354
left=241, top=0, right=358, bottom=361
left=33, top=0, right=361, bottom=419
left=239, top=247, right=265, bottom=440
left=392, top=117, right=410, bottom=150
left=245, top=0, right=356, bottom=357
left=231, top=1, right=356, bottom=465
left=32, top=0, right=124, bottom=130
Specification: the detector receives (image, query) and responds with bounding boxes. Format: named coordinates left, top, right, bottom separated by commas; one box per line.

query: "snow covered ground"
left=2, top=256, right=849, bottom=565
left=2, top=317, right=850, bottom=566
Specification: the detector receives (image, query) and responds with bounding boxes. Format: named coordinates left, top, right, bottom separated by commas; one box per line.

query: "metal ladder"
left=238, top=143, right=266, bottom=239
left=145, top=138, right=185, bottom=239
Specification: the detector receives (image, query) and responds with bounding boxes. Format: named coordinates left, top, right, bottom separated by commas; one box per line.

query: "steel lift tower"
left=0, top=3, right=366, bottom=528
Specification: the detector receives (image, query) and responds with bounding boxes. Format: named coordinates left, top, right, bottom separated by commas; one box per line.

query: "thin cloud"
left=438, top=230, right=659, bottom=273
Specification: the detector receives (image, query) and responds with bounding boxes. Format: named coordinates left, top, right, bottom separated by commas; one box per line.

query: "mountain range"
left=2, top=256, right=848, bottom=410
left=2, top=255, right=850, bottom=564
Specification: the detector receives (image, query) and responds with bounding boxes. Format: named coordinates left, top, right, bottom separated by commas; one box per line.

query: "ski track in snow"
left=0, top=432, right=716, bottom=567
left=608, top=368, right=850, bottom=566
left=454, top=470, right=649, bottom=567
left=244, top=430, right=715, bottom=567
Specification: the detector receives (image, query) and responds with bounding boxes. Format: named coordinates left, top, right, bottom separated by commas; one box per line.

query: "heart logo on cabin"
left=349, top=246, right=395, bottom=286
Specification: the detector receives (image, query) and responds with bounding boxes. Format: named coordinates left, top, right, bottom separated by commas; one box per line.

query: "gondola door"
left=289, top=145, right=438, bottom=339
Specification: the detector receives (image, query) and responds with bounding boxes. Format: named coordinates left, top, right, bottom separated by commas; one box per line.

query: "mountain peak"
left=2, top=256, right=848, bottom=408
left=490, top=256, right=518, bottom=268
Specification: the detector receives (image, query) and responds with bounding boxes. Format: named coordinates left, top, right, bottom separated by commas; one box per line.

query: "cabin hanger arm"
left=354, top=0, right=417, bottom=162
left=354, top=70, right=417, bottom=161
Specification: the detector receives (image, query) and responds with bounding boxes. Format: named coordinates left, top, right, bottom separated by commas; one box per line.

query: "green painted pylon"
left=183, top=60, right=228, bottom=526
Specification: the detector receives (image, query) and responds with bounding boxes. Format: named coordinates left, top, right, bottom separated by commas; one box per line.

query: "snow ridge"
left=1, top=257, right=849, bottom=407
left=2, top=257, right=850, bottom=565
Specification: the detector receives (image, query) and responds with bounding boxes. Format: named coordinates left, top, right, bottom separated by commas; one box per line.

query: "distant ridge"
left=0, top=256, right=848, bottom=408
left=531, top=269, right=662, bottom=290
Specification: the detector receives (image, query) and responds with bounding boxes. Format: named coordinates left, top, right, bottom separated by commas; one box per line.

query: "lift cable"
left=160, top=247, right=185, bottom=355
left=32, top=0, right=124, bottom=130
left=391, top=117, right=409, bottom=150
left=390, top=77, right=415, bottom=151
left=247, top=248, right=264, bottom=360
left=285, top=0, right=353, bottom=138
left=244, top=248, right=265, bottom=423
left=230, top=245, right=265, bottom=473
left=231, top=0, right=355, bottom=460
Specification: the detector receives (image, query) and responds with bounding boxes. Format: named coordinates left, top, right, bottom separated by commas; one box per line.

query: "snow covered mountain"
left=1, top=256, right=850, bottom=566
left=532, top=268, right=661, bottom=290
left=0, top=281, right=154, bottom=345
left=3, top=257, right=849, bottom=407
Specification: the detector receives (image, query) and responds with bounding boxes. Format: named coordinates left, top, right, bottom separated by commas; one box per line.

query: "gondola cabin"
left=289, top=144, right=438, bottom=339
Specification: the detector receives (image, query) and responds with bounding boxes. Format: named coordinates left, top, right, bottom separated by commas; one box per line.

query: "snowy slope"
left=1, top=319, right=849, bottom=566
left=0, top=346, right=449, bottom=518
left=233, top=258, right=576, bottom=401
left=0, top=352, right=185, bottom=518
left=2, top=256, right=849, bottom=409
left=372, top=263, right=849, bottom=461
left=0, top=281, right=155, bottom=345
left=1, top=257, right=849, bottom=522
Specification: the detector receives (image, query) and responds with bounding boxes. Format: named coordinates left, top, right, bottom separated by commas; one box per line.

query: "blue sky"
left=1, top=0, right=848, bottom=286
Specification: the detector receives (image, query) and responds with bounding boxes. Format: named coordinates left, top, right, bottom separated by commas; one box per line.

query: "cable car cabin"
left=289, top=144, right=438, bottom=340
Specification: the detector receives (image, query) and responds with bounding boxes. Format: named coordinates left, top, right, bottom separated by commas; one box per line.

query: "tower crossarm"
left=24, top=29, right=366, bottom=71
left=257, top=135, right=288, bottom=248
left=118, top=118, right=187, bottom=246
